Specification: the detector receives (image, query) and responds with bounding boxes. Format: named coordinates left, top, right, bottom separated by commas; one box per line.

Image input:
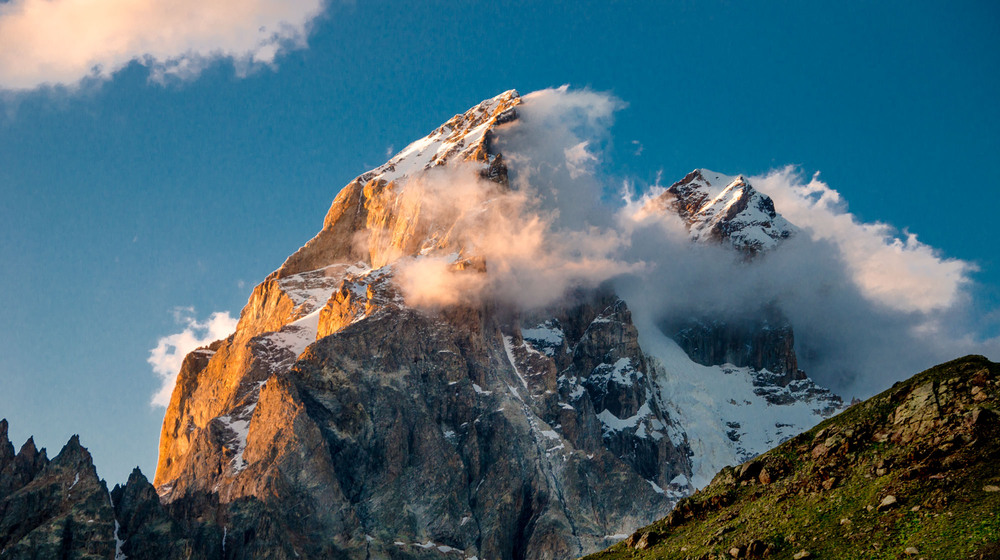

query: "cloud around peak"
left=385, top=86, right=992, bottom=397
left=141, top=86, right=996, bottom=406
left=0, top=0, right=327, bottom=91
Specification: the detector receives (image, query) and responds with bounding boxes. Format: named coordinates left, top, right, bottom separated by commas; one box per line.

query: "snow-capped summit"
left=648, top=168, right=795, bottom=254
left=362, top=89, right=520, bottom=185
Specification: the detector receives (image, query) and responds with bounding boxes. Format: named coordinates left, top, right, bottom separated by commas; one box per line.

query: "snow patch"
left=596, top=401, right=652, bottom=434
left=114, top=519, right=127, bottom=560
left=472, top=383, right=492, bottom=395
left=522, top=322, right=565, bottom=356
left=503, top=336, right=529, bottom=389
left=215, top=399, right=258, bottom=473
left=370, top=91, right=516, bottom=185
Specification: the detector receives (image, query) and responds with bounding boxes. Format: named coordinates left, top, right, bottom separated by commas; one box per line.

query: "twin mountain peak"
left=4, top=91, right=988, bottom=560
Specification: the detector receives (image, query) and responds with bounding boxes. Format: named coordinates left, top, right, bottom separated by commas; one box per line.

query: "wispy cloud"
left=0, top=0, right=326, bottom=91
left=148, top=307, right=236, bottom=407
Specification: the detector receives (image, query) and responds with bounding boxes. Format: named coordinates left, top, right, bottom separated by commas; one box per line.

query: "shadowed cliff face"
left=665, top=305, right=801, bottom=384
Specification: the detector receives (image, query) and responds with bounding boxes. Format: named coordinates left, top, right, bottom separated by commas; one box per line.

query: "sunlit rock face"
left=150, top=91, right=842, bottom=559
left=155, top=92, right=522, bottom=494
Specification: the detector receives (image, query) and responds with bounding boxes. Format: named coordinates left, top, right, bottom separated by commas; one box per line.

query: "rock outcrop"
left=666, top=308, right=800, bottom=383
left=645, top=169, right=794, bottom=255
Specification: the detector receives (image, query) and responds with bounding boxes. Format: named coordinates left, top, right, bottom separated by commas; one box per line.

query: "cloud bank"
left=148, top=308, right=237, bottom=407
left=391, top=86, right=994, bottom=398
left=389, top=150, right=638, bottom=310
left=0, top=0, right=325, bottom=91
left=616, top=166, right=992, bottom=397
left=755, top=168, right=974, bottom=314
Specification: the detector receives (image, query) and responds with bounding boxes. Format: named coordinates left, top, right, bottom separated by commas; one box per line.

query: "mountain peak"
left=361, top=89, right=520, bottom=185
left=270, top=90, right=521, bottom=281
left=148, top=91, right=844, bottom=559
left=648, top=168, right=795, bottom=254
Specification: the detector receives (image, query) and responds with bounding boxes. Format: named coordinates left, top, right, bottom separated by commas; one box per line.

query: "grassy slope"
left=583, top=355, right=1000, bottom=560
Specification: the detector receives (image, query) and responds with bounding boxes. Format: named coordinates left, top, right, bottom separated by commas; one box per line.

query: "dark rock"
left=633, top=531, right=658, bottom=550
left=667, top=308, right=801, bottom=381
left=0, top=432, right=115, bottom=560
left=747, top=539, right=767, bottom=557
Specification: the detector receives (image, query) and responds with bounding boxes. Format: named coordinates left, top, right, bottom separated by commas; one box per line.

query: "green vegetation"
left=583, top=356, right=1000, bottom=560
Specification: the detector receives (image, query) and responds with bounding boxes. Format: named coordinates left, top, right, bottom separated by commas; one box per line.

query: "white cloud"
left=0, top=0, right=326, bottom=91
left=381, top=87, right=638, bottom=310
left=614, top=163, right=991, bottom=397
left=564, top=141, right=597, bottom=179
left=496, top=85, right=625, bottom=230
left=753, top=167, right=974, bottom=314
left=148, top=307, right=237, bottom=407
left=388, top=164, right=639, bottom=310
left=631, top=140, right=644, bottom=156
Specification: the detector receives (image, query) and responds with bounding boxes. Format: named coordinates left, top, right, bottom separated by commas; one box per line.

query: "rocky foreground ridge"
left=3, top=91, right=849, bottom=559
left=585, top=355, right=1000, bottom=560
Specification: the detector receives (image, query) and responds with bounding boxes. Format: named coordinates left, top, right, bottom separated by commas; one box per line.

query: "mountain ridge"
left=0, top=355, right=988, bottom=558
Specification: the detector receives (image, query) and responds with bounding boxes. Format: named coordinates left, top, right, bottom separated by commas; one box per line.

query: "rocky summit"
left=2, top=91, right=851, bottom=559
left=585, top=355, right=1000, bottom=560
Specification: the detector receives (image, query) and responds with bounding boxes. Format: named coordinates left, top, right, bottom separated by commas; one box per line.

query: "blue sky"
left=1, top=1, right=998, bottom=485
